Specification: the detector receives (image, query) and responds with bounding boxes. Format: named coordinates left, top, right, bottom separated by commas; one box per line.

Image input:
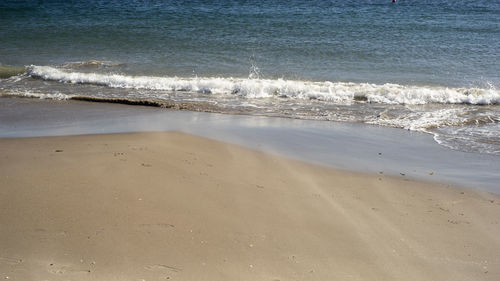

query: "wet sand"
left=1, top=132, right=499, bottom=280
left=1, top=98, right=499, bottom=192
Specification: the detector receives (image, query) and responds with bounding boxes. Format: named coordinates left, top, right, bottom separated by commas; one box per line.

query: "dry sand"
left=0, top=132, right=499, bottom=281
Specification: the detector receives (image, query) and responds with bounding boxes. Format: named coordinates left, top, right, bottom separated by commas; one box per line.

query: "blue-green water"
left=1, top=0, right=499, bottom=154
left=2, top=0, right=499, bottom=86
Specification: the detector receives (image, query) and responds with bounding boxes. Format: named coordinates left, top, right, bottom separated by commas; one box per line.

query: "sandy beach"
left=2, top=0, right=499, bottom=280
left=0, top=131, right=499, bottom=281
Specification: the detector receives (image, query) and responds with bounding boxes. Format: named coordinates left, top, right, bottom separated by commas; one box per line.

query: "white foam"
left=367, top=107, right=471, bottom=132
left=29, top=65, right=500, bottom=105
left=0, top=89, right=72, bottom=100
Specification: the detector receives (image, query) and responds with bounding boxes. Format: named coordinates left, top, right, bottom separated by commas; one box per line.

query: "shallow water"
left=1, top=97, right=499, bottom=193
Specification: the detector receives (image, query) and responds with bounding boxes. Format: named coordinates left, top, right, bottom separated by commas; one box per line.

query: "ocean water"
left=1, top=0, right=499, bottom=155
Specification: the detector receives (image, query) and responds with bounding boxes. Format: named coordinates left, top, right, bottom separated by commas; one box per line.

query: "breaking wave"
left=0, top=65, right=27, bottom=79
left=29, top=65, right=500, bottom=105
left=61, top=60, right=126, bottom=69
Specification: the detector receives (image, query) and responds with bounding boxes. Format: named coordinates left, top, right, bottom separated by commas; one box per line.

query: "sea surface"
left=1, top=0, right=499, bottom=155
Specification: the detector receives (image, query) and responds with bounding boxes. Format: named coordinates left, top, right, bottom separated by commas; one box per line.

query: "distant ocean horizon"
left=1, top=0, right=499, bottom=155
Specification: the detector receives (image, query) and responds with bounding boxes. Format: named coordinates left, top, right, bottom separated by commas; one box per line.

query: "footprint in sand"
left=0, top=257, right=23, bottom=265
left=139, top=223, right=175, bottom=228
left=145, top=264, right=182, bottom=272
left=47, top=263, right=91, bottom=275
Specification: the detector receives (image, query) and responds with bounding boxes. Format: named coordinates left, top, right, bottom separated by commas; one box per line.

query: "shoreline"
left=1, top=131, right=499, bottom=280
left=2, top=1, right=499, bottom=279
left=1, top=97, right=499, bottom=193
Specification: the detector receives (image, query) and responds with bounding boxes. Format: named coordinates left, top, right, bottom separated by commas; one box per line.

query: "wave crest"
left=0, top=65, right=27, bottom=79
left=61, top=60, right=125, bottom=69
left=28, top=65, right=500, bottom=105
